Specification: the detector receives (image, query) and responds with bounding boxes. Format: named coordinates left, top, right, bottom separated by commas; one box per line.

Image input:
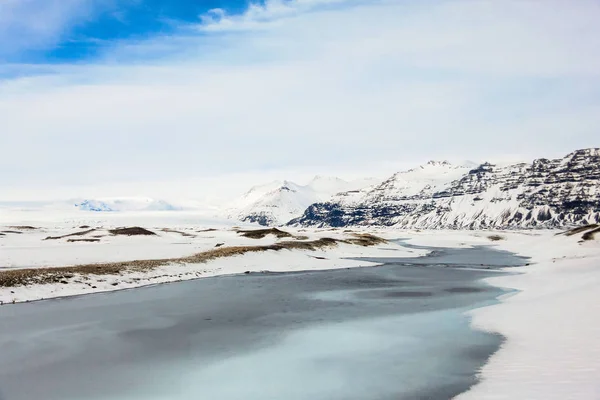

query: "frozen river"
left=0, top=244, right=527, bottom=400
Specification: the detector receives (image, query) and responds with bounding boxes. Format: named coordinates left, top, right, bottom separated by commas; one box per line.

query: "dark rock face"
left=241, top=213, right=275, bottom=227
left=289, top=149, right=600, bottom=229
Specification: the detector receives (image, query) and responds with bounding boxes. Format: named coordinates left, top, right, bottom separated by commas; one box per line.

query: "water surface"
left=0, top=244, right=526, bottom=400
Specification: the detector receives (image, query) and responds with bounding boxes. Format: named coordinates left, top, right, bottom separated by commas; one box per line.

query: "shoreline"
left=1, top=228, right=422, bottom=304
left=1, top=261, right=391, bottom=306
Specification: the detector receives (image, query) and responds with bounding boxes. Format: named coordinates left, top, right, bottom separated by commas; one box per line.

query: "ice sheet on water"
left=98, top=311, right=495, bottom=400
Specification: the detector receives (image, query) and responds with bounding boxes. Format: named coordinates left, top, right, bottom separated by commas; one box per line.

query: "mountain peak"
left=229, top=176, right=377, bottom=226
left=425, top=160, right=451, bottom=167
left=566, top=147, right=600, bottom=158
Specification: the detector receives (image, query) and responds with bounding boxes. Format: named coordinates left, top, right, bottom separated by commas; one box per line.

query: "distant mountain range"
left=289, top=148, right=600, bottom=229
left=37, top=148, right=600, bottom=230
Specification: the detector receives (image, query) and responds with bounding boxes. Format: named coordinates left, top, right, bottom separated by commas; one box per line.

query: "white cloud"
left=1, top=0, right=600, bottom=200
left=0, top=0, right=99, bottom=58
left=199, top=0, right=362, bottom=31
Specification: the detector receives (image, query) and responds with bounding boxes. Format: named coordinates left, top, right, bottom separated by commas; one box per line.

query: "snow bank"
left=366, top=229, right=600, bottom=399
left=0, top=219, right=421, bottom=303
left=452, top=230, right=600, bottom=400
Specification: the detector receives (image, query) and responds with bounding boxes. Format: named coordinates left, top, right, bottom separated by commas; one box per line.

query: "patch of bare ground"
left=197, top=228, right=217, bottom=232
left=344, top=233, right=387, bottom=246
left=1, top=230, right=22, bottom=234
left=160, top=228, right=195, bottom=237
left=270, top=238, right=340, bottom=251
left=237, top=228, right=293, bottom=239
left=44, top=228, right=96, bottom=240
left=67, top=239, right=101, bottom=243
left=488, top=234, right=505, bottom=242
left=8, top=226, right=38, bottom=230
left=582, top=227, right=600, bottom=241
left=558, top=224, right=599, bottom=237
left=0, top=235, right=374, bottom=288
left=109, top=227, right=156, bottom=236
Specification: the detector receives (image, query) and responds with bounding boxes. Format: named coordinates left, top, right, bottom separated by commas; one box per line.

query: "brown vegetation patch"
left=582, top=227, right=600, bottom=241
left=237, top=228, right=293, bottom=239
left=0, top=237, right=342, bottom=288
left=271, top=238, right=339, bottom=251
left=109, top=227, right=156, bottom=236
left=8, top=226, right=38, bottom=230
left=344, top=233, right=387, bottom=246
left=0, top=233, right=385, bottom=288
left=488, top=234, right=505, bottom=242
left=1, top=230, right=23, bottom=234
left=0, top=259, right=170, bottom=287
left=197, top=228, right=217, bottom=232
left=45, top=228, right=96, bottom=240
left=559, top=224, right=598, bottom=237
left=67, top=239, right=101, bottom=243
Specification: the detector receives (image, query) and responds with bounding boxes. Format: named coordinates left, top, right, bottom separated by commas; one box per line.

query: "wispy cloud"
left=0, top=0, right=99, bottom=59
left=1, top=0, right=600, bottom=199
left=199, top=0, right=363, bottom=31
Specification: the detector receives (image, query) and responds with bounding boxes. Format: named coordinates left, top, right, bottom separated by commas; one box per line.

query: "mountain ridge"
left=288, top=148, right=600, bottom=229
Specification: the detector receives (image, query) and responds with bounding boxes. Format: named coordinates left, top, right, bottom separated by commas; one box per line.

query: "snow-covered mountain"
left=227, top=176, right=380, bottom=226
left=74, top=197, right=180, bottom=212
left=289, top=149, right=600, bottom=229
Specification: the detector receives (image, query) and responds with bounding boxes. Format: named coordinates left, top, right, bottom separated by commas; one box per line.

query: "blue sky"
left=1, top=0, right=253, bottom=63
left=1, top=0, right=600, bottom=201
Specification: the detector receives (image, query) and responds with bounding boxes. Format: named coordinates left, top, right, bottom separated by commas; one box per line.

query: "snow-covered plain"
left=1, top=208, right=599, bottom=399
left=0, top=210, right=422, bottom=304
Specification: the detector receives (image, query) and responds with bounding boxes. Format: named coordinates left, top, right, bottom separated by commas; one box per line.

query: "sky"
left=1, top=0, right=599, bottom=202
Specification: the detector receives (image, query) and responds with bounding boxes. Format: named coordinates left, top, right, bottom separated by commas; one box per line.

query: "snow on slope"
left=331, top=160, right=475, bottom=206
left=227, top=176, right=380, bottom=226
left=291, top=149, right=600, bottom=229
